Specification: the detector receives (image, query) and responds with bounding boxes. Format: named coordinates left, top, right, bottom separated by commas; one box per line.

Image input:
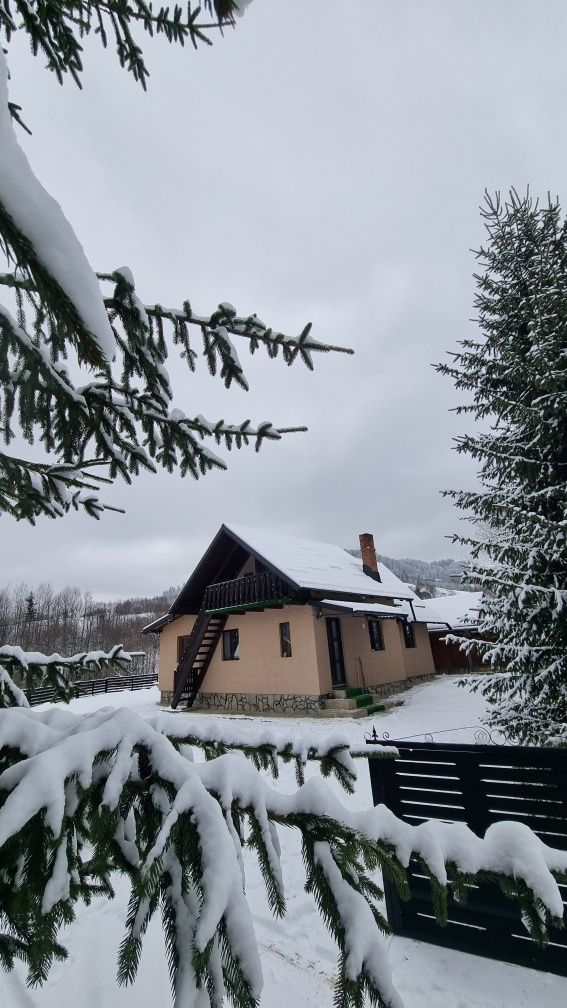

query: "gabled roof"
left=223, top=523, right=416, bottom=599
left=161, top=523, right=416, bottom=622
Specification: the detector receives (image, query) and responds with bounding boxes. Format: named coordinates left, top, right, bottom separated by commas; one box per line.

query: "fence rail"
left=26, top=672, right=158, bottom=707
left=367, top=738, right=567, bottom=976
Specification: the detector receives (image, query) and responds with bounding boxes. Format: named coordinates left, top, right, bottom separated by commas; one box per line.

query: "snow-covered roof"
left=424, top=591, right=483, bottom=630
left=224, top=523, right=415, bottom=601
left=143, top=613, right=175, bottom=634
left=317, top=598, right=441, bottom=624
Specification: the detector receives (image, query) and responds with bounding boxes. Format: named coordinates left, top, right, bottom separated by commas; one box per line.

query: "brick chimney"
left=359, top=532, right=381, bottom=581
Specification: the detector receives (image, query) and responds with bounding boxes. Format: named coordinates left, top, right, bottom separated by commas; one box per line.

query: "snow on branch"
left=0, top=257, right=352, bottom=521
left=1, top=29, right=354, bottom=525
left=0, top=705, right=566, bottom=1006
left=0, top=643, right=141, bottom=708
left=0, top=50, right=115, bottom=365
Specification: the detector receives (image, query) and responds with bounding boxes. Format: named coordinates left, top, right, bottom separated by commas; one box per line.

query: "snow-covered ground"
left=1, top=677, right=566, bottom=1008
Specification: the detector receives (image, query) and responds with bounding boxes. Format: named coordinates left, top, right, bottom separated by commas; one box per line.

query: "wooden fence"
left=367, top=739, right=567, bottom=975
left=27, top=672, right=158, bottom=706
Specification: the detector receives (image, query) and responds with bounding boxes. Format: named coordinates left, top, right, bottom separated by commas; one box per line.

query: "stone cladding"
left=159, top=690, right=323, bottom=715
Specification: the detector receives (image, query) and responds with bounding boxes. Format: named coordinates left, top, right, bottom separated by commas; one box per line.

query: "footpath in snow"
left=0, top=676, right=565, bottom=1008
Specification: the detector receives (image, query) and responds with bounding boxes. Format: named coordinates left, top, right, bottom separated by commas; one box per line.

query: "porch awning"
left=314, top=598, right=440, bottom=624
left=314, top=600, right=407, bottom=621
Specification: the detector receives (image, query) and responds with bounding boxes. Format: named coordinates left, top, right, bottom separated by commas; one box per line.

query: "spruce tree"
left=438, top=189, right=567, bottom=745
left=24, top=592, right=37, bottom=623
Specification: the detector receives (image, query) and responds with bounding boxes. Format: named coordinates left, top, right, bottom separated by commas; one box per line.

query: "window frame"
left=222, top=628, right=240, bottom=661
left=368, top=617, right=384, bottom=652
left=402, top=621, right=416, bottom=649
left=177, top=635, right=190, bottom=663
left=279, top=621, right=292, bottom=658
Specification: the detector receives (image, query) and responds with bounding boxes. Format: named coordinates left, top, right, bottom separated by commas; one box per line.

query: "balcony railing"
left=204, top=572, right=289, bottom=613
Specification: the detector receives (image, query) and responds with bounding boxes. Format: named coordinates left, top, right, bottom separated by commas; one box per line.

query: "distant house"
left=424, top=591, right=486, bottom=674
left=143, top=524, right=438, bottom=715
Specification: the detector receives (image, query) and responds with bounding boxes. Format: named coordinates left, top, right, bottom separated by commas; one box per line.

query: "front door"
left=326, top=617, right=346, bottom=687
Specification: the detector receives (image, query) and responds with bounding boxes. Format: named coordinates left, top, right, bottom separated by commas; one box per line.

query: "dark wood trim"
left=326, top=616, right=346, bottom=687
left=204, top=572, right=289, bottom=613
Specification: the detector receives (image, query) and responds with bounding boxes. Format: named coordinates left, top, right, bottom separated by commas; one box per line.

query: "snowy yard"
left=1, top=676, right=566, bottom=1008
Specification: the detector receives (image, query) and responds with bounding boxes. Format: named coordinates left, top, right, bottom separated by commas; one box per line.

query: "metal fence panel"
left=368, top=740, right=567, bottom=975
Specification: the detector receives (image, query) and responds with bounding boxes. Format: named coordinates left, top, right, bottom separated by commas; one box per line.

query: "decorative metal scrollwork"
left=473, top=726, right=505, bottom=745
left=365, top=723, right=507, bottom=745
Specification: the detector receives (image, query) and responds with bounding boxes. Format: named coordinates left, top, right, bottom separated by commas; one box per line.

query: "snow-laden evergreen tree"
left=1, top=647, right=567, bottom=1008
left=438, top=190, right=567, bottom=745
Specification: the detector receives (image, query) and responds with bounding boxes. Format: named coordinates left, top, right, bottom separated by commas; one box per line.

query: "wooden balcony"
left=204, top=572, right=289, bottom=614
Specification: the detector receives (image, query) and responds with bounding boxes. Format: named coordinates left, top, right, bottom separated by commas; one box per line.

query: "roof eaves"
left=142, top=613, right=176, bottom=634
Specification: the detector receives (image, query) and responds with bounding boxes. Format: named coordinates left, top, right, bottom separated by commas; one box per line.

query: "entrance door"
left=326, top=617, right=346, bottom=687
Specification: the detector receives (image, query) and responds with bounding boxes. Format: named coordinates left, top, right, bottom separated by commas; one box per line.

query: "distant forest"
left=0, top=582, right=178, bottom=678
left=345, top=551, right=472, bottom=596
left=377, top=555, right=472, bottom=595
left=0, top=554, right=470, bottom=679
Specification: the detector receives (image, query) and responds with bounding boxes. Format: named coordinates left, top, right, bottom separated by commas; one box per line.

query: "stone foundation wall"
left=361, top=672, right=436, bottom=698
left=160, top=675, right=436, bottom=713
left=160, top=689, right=323, bottom=716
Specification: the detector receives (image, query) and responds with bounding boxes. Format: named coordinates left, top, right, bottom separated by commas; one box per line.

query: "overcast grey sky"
left=3, top=0, right=567, bottom=598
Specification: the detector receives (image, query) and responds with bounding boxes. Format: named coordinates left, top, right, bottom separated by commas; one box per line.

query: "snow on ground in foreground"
left=1, top=677, right=566, bottom=1008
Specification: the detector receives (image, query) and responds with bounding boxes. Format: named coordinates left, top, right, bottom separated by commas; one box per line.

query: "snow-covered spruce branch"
left=0, top=46, right=352, bottom=522
left=0, top=262, right=351, bottom=520
left=0, top=453, right=122, bottom=523
left=0, top=706, right=566, bottom=1008
left=1, top=267, right=353, bottom=376
left=0, top=643, right=141, bottom=707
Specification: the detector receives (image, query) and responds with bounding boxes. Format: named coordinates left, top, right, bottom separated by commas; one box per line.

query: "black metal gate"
left=367, top=739, right=567, bottom=975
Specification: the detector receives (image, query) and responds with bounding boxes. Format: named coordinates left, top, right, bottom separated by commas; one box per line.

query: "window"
left=402, top=621, right=416, bottom=649
left=368, top=618, right=384, bottom=651
left=222, top=628, right=240, bottom=660
left=177, top=635, right=190, bottom=662
left=280, top=621, right=292, bottom=658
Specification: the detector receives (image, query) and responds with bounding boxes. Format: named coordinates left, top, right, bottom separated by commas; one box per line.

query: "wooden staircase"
left=171, top=605, right=227, bottom=709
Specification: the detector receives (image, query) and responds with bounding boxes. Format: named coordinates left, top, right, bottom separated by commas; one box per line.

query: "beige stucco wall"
left=338, top=616, right=407, bottom=689
left=159, top=614, right=197, bottom=691
left=159, top=606, right=321, bottom=696
left=158, top=605, right=435, bottom=698
left=401, top=621, right=436, bottom=679
left=314, top=611, right=435, bottom=693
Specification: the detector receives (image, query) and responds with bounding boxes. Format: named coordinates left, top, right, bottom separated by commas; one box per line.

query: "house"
left=143, top=524, right=439, bottom=715
left=424, top=591, right=487, bottom=674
